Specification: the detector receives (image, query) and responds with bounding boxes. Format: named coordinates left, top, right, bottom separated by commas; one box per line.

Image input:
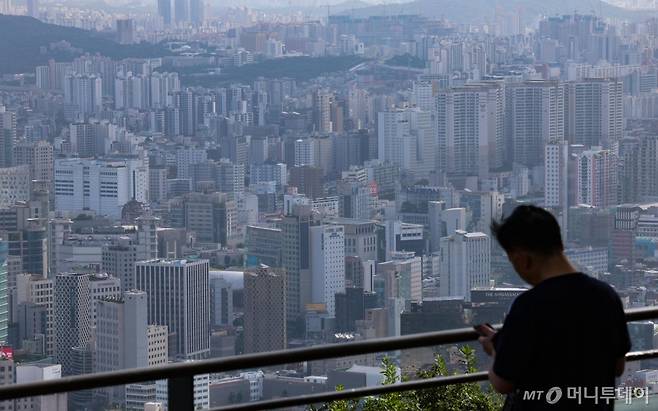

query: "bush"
left=315, top=346, right=504, bottom=410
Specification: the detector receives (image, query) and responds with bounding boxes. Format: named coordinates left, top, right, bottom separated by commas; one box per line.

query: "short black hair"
left=491, top=205, right=563, bottom=255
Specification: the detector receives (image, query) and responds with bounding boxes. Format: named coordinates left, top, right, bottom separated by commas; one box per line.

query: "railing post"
left=169, top=375, right=195, bottom=410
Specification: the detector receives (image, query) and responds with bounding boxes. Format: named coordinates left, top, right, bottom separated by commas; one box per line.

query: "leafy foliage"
left=0, top=14, right=171, bottom=74
left=384, top=54, right=426, bottom=69
left=345, top=0, right=655, bottom=24
left=313, top=346, right=503, bottom=411
left=180, top=56, right=368, bottom=87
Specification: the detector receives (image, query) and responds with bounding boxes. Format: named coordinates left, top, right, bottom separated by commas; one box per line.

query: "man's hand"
left=476, top=324, right=497, bottom=357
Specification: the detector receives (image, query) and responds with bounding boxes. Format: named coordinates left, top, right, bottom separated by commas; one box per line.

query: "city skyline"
left=0, top=0, right=657, bottom=409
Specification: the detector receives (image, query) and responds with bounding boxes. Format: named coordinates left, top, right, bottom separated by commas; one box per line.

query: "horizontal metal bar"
left=0, top=306, right=655, bottom=402
left=211, top=371, right=490, bottom=411
left=625, top=306, right=658, bottom=322
left=0, top=325, right=493, bottom=401
left=215, top=348, right=658, bottom=411
left=626, top=349, right=658, bottom=362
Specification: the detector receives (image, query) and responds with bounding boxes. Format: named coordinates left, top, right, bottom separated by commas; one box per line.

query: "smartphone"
left=473, top=323, right=494, bottom=336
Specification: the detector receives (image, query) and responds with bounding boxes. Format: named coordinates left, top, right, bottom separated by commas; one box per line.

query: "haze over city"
left=0, top=0, right=658, bottom=409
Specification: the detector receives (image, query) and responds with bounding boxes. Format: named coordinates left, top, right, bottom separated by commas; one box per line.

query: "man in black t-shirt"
left=478, top=205, right=631, bottom=410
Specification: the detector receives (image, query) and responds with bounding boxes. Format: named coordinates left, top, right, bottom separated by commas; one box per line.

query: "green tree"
left=315, top=346, right=503, bottom=411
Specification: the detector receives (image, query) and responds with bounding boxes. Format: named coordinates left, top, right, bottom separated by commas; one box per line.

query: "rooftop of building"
left=137, top=258, right=208, bottom=266
left=326, top=217, right=376, bottom=226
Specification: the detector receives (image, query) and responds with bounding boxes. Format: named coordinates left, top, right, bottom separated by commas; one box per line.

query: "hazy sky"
left=94, top=0, right=407, bottom=8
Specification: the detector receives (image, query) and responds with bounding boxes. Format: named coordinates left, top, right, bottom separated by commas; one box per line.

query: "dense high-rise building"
left=35, top=66, right=50, bottom=90
left=46, top=61, right=72, bottom=92
left=0, top=353, right=14, bottom=411
left=439, top=230, right=490, bottom=302
left=544, top=140, right=569, bottom=224
left=135, top=259, right=210, bottom=359
left=0, top=166, right=30, bottom=208
left=149, top=167, right=168, bottom=203
left=377, top=108, right=435, bottom=177
left=54, top=273, right=91, bottom=376
left=11, top=140, right=53, bottom=184
left=310, top=225, right=345, bottom=316
left=436, top=82, right=504, bottom=177
left=158, top=0, right=173, bottom=25
left=245, top=225, right=282, bottom=267
left=289, top=166, right=324, bottom=199
left=243, top=265, right=286, bottom=354
left=116, top=19, right=134, bottom=45
left=618, top=137, right=640, bottom=204
left=124, top=324, right=168, bottom=410
left=564, top=79, right=623, bottom=148
left=637, top=134, right=658, bottom=200
left=15, top=274, right=53, bottom=356
left=175, top=147, right=207, bottom=179
left=190, top=159, right=245, bottom=195
left=95, top=291, right=149, bottom=403
left=344, top=256, right=375, bottom=291
left=150, top=72, right=180, bottom=108
left=377, top=251, right=422, bottom=303
left=575, top=148, right=619, bottom=208
left=0, top=107, right=16, bottom=168
left=15, top=363, right=67, bottom=410
left=336, top=178, right=374, bottom=220
left=610, top=205, right=640, bottom=266
left=167, top=192, right=237, bottom=246
left=54, top=157, right=149, bottom=219
left=293, top=138, right=316, bottom=168
left=209, top=276, right=233, bottom=329
left=0, top=240, right=8, bottom=346
left=63, top=74, right=102, bottom=116
left=327, top=218, right=378, bottom=262
left=88, top=273, right=122, bottom=327
left=314, top=89, right=334, bottom=133
left=4, top=219, right=48, bottom=279
left=102, top=217, right=158, bottom=292
left=377, top=110, right=411, bottom=169
left=250, top=162, right=287, bottom=189
left=2, top=7, right=654, bottom=406
left=175, top=89, right=195, bottom=136
left=68, top=123, right=96, bottom=157
left=172, top=0, right=204, bottom=24
left=281, top=205, right=312, bottom=330
left=507, top=80, right=564, bottom=167
left=114, top=73, right=150, bottom=110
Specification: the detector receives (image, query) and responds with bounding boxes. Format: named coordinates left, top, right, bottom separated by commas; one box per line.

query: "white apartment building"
left=439, top=230, right=491, bottom=302
left=294, top=138, right=316, bottom=167
left=575, top=148, right=619, bottom=208
left=310, top=225, right=345, bottom=317
left=564, top=78, right=623, bottom=148
left=15, top=363, right=67, bottom=410
left=436, top=82, right=504, bottom=177
left=544, top=141, right=569, bottom=211
left=508, top=80, right=564, bottom=167
left=54, top=157, right=148, bottom=218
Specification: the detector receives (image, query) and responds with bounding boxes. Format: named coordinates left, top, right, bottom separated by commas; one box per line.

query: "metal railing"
left=0, top=306, right=657, bottom=410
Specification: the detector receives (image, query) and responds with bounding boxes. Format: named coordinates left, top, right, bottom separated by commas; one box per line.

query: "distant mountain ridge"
left=339, top=0, right=658, bottom=23
left=0, top=14, right=170, bottom=75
